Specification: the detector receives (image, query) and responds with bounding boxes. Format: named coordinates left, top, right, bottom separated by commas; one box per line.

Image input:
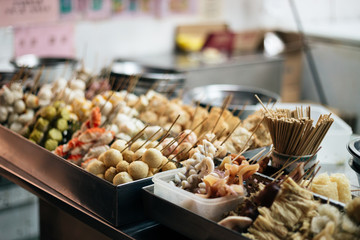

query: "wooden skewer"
left=306, top=166, right=321, bottom=188
left=31, top=65, right=44, bottom=94
left=161, top=135, right=181, bottom=153
left=154, top=132, right=170, bottom=148
left=125, top=125, right=149, bottom=146
left=248, top=148, right=267, bottom=164
left=220, top=120, right=242, bottom=146
left=272, top=171, right=284, bottom=183
left=211, top=94, right=232, bottom=133
left=240, top=117, right=264, bottom=152
left=231, top=146, right=250, bottom=163
left=255, top=94, right=272, bottom=116
left=191, top=117, right=208, bottom=132
left=190, top=100, right=201, bottom=129
left=167, top=130, right=194, bottom=156
left=270, top=155, right=303, bottom=178
left=138, top=127, right=163, bottom=149
left=351, top=189, right=360, bottom=192
left=266, top=98, right=273, bottom=108
left=169, top=147, right=187, bottom=162
left=237, top=101, right=249, bottom=117
left=146, top=81, right=159, bottom=96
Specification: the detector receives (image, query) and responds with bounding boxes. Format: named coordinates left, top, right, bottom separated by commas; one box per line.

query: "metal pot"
left=11, top=54, right=77, bottom=84
left=182, top=84, right=280, bottom=119
left=111, top=60, right=186, bottom=97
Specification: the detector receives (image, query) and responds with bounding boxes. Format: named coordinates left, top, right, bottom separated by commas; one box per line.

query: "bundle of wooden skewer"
left=264, top=106, right=334, bottom=156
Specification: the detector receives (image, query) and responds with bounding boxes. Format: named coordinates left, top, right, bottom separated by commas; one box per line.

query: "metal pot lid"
left=111, top=60, right=186, bottom=82
left=347, top=137, right=360, bottom=160
left=183, top=84, right=280, bottom=109
left=11, top=54, right=77, bottom=68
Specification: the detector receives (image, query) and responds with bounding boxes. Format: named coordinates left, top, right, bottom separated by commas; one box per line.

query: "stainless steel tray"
left=142, top=172, right=345, bottom=240
left=0, top=125, right=152, bottom=226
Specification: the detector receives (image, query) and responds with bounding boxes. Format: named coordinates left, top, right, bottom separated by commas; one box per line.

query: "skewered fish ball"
left=132, top=148, right=147, bottom=162
left=48, top=128, right=63, bottom=142
left=25, top=94, right=39, bottom=109
left=111, top=139, right=127, bottom=152
left=130, top=140, right=145, bottom=152
left=142, top=148, right=163, bottom=168
left=0, top=106, right=8, bottom=123
left=34, top=118, right=49, bottom=131
left=145, top=141, right=160, bottom=149
left=41, top=106, right=57, bottom=121
left=85, top=160, right=106, bottom=175
left=176, top=142, right=192, bottom=161
left=29, top=130, right=44, bottom=144
left=116, top=160, right=129, bottom=172
left=161, top=161, right=176, bottom=171
left=8, top=113, right=19, bottom=125
left=122, top=149, right=134, bottom=163
left=103, top=149, right=123, bottom=167
left=147, top=170, right=154, bottom=177
left=45, top=139, right=58, bottom=151
left=14, top=100, right=26, bottom=114
left=97, top=174, right=104, bottom=179
left=10, top=122, right=23, bottom=133
left=128, top=161, right=149, bottom=180
left=104, top=167, right=117, bottom=182
left=113, top=172, right=133, bottom=185
left=56, top=118, right=68, bottom=132
left=1, top=87, right=14, bottom=105
left=98, top=152, right=106, bottom=162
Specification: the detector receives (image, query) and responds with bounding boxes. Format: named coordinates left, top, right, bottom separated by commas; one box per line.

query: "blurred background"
left=0, top=0, right=359, bottom=239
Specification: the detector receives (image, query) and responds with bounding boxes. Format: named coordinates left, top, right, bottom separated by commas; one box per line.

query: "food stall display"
left=0, top=65, right=358, bottom=239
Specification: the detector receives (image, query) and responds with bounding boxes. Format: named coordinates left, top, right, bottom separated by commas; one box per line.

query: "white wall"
left=0, top=0, right=263, bottom=71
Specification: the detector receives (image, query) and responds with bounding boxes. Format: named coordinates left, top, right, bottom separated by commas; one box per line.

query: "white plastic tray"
left=152, top=169, right=244, bottom=221
left=257, top=103, right=353, bottom=164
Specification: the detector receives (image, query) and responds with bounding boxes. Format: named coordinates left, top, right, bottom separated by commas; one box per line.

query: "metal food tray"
left=142, top=172, right=345, bottom=240
left=0, top=125, right=152, bottom=226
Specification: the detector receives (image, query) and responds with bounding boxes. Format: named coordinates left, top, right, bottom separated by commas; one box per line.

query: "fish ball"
left=14, top=100, right=26, bottom=114
left=176, top=142, right=192, bottom=161
left=111, top=139, right=127, bottom=151
left=85, top=160, right=106, bottom=175
left=0, top=106, right=8, bottom=123
left=113, top=172, right=133, bottom=185
left=161, top=161, right=177, bottom=171
left=130, top=140, right=145, bottom=152
left=132, top=148, right=147, bottom=162
left=103, top=149, right=123, bottom=167
left=128, top=161, right=149, bottom=180
left=25, top=94, right=39, bottom=109
left=116, top=160, right=129, bottom=172
left=104, top=167, right=117, bottom=182
left=142, top=148, right=163, bottom=168
left=122, top=149, right=134, bottom=163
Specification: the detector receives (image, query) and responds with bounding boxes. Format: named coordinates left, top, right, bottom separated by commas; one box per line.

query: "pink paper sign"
left=14, top=24, right=75, bottom=58
left=0, top=0, right=59, bottom=27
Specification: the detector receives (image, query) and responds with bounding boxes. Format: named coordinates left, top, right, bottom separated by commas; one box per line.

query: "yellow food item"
left=113, top=172, right=133, bottom=185
left=116, top=161, right=129, bottom=172
left=161, top=161, right=176, bottom=171
left=128, top=161, right=149, bottom=180
left=142, top=148, right=163, bottom=168
left=130, top=140, right=145, bottom=152
left=311, top=172, right=351, bottom=204
left=104, top=167, right=117, bottom=182
left=103, top=149, right=123, bottom=167
left=311, top=182, right=339, bottom=201
left=122, top=149, right=134, bottom=163
left=329, top=173, right=352, bottom=204
left=85, top=160, right=106, bottom=175
left=111, top=139, right=127, bottom=152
